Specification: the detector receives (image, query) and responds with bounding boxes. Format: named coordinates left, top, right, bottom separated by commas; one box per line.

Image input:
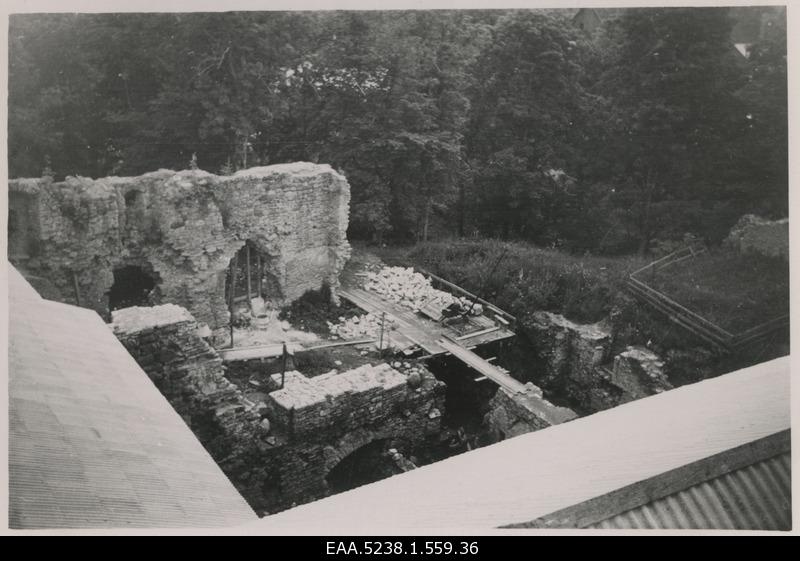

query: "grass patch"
left=645, top=248, right=789, bottom=334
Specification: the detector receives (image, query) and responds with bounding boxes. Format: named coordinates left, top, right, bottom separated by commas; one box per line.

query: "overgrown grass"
left=646, top=248, right=789, bottom=334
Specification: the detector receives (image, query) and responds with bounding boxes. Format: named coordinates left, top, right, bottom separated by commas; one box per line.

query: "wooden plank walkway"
left=339, top=287, right=448, bottom=355
left=437, top=336, right=527, bottom=394
left=218, top=342, right=303, bottom=362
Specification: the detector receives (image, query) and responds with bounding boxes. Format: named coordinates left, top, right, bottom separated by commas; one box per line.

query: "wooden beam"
left=455, top=326, right=500, bottom=341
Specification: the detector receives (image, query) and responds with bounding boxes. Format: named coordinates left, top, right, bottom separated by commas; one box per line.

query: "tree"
left=465, top=11, right=597, bottom=244
left=595, top=7, right=748, bottom=253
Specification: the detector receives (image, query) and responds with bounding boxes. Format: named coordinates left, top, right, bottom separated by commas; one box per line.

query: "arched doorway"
left=325, top=439, right=400, bottom=494
left=108, top=264, right=159, bottom=311
left=225, top=241, right=282, bottom=318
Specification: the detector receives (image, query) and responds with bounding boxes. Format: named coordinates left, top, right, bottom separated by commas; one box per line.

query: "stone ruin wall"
left=8, top=162, right=351, bottom=328
left=724, top=214, right=789, bottom=262
left=529, top=311, right=670, bottom=413
left=112, top=304, right=446, bottom=515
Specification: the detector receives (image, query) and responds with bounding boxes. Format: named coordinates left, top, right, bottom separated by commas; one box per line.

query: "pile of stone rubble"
left=327, top=312, right=398, bottom=340
left=365, top=266, right=477, bottom=314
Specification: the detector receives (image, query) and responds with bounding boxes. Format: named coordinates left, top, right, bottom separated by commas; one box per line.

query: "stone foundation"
left=111, top=304, right=446, bottom=515
left=9, top=162, right=351, bottom=328
left=484, top=383, right=577, bottom=440
left=611, top=346, right=671, bottom=401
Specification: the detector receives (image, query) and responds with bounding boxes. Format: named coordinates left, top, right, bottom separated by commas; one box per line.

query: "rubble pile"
left=327, top=312, right=398, bottom=340
left=365, top=266, right=475, bottom=313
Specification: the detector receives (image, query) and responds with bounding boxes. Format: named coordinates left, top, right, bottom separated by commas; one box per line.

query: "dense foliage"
left=8, top=8, right=787, bottom=253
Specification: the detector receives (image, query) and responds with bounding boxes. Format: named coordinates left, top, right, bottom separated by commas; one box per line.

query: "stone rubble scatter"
left=364, top=266, right=478, bottom=314
left=327, top=312, right=398, bottom=340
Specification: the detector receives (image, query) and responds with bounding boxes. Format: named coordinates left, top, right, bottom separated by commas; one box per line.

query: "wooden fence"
left=627, top=245, right=789, bottom=352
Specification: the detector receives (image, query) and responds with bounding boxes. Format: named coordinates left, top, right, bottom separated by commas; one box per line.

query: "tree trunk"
left=422, top=196, right=432, bottom=243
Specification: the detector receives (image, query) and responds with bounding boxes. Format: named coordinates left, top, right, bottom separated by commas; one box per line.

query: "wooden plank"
left=626, top=284, right=729, bottom=348
left=627, top=282, right=731, bottom=348
left=438, top=336, right=527, bottom=394
left=455, top=326, right=500, bottom=341
left=302, top=338, right=377, bottom=351
left=628, top=278, right=734, bottom=339
left=734, top=315, right=790, bottom=340
left=220, top=342, right=303, bottom=362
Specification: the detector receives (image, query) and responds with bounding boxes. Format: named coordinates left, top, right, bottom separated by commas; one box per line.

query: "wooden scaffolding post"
left=281, top=341, right=288, bottom=389
left=229, top=252, right=238, bottom=348
left=256, top=252, right=262, bottom=299
left=245, top=244, right=253, bottom=312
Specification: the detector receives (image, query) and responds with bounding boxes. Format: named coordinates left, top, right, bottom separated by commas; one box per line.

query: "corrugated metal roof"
left=589, top=452, right=791, bottom=531
left=8, top=265, right=257, bottom=529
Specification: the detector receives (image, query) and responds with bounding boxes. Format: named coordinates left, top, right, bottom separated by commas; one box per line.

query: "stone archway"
left=321, top=427, right=411, bottom=494
left=107, top=261, right=162, bottom=312
left=325, top=438, right=396, bottom=494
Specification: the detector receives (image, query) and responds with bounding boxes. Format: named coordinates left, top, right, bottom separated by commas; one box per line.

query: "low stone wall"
left=111, top=304, right=447, bottom=515
left=611, top=346, right=671, bottom=401
left=264, top=364, right=433, bottom=438
left=10, top=162, right=351, bottom=328
left=484, top=383, right=577, bottom=440
left=725, top=214, right=789, bottom=261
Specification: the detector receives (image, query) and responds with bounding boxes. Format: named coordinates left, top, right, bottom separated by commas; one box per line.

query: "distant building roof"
left=250, top=355, right=790, bottom=532
left=8, top=264, right=257, bottom=529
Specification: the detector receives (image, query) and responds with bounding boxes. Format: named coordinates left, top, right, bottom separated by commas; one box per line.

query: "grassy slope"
left=645, top=249, right=789, bottom=334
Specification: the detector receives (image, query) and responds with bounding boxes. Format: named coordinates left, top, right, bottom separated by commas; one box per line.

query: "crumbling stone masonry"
left=724, top=214, right=789, bottom=262
left=483, top=383, right=578, bottom=441
left=9, top=162, right=351, bottom=328
left=611, top=346, right=671, bottom=402
left=112, top=304, right=446, bottom=515
left=529, top=312, right=669, bottom=413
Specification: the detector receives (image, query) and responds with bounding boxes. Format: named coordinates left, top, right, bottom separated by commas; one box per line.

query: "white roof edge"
left=241, top=356, right=790, bottom=533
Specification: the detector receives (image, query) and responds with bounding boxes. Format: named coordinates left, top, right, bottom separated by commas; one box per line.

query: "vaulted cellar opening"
left=108, top=265, right=159, bottom=311
left=325, top=439, right=400, bottom=494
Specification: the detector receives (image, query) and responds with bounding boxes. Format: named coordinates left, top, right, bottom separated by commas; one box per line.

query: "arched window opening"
left=108, top=265, right=158, bottom=311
